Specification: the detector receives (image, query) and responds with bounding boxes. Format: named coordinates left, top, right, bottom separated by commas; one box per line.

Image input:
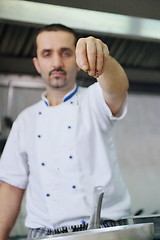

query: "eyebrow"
left=41, top=47, right=73, bottom=53
left=40, top=49, right=51, bottom=55
left=61, top=47, right=72, bottom=51
left=60, top=47, right=74, bottom=54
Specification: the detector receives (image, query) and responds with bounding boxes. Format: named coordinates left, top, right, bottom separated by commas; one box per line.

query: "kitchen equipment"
left=87, top=186, right=104, bottom=229
left=28, top=186, right=154, bottom=240
left=122, top=214, right=160, bottom=240
left=30, top=223, right=154, bottom=240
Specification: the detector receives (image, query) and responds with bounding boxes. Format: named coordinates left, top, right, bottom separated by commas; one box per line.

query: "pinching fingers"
left=86, top=36, right=97, bottom=76
left=76, top=38, right=89, bottom=72
left=76, top=36, right=109, bottom=78
left=94, top=39, right=104, bottom=78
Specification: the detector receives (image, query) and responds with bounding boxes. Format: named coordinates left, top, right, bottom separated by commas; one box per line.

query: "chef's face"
left=33, top=30, right=79, bottom=90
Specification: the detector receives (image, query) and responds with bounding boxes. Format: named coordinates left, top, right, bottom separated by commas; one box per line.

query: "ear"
left=33, top=57, right=41, bottom=74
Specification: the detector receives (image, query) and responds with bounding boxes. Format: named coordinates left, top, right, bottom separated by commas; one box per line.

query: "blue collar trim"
left=41, top=84, right=78, bottom=106
left=63, top=84, right=78, bottom=102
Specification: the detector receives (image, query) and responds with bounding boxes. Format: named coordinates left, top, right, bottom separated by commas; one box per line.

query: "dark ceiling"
left=0, top=0, right=160, bottom=93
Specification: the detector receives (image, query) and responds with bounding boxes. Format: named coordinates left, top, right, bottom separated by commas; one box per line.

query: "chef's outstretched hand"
left=75, top=36, right=109, bottom=79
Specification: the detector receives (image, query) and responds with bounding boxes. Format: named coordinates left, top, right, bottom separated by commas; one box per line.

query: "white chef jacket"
left=0, top=82, right=131, bottom=229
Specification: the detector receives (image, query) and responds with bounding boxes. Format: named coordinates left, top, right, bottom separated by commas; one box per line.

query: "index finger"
left=75, top=38, right=89, bottom=72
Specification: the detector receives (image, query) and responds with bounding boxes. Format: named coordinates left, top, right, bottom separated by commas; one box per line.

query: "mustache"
left=49, top=68, right=66, bottom=76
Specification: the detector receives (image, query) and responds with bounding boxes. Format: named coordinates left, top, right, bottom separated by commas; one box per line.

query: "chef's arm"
left=97, top=55, right=129, bottom=116
left=0, top=182, right=24, bottom=240
left=76, top=37, right=129, bottom=116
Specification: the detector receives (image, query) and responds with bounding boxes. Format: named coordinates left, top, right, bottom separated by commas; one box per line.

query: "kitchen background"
left=0, top=0, right=160, bottom=237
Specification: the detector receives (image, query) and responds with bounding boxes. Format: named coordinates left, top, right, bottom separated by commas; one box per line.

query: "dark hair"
left=34, top=23, right=78, bottom=54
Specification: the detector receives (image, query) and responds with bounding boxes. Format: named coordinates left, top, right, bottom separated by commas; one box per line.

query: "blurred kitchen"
left=0, top=0, right=160, bottom=239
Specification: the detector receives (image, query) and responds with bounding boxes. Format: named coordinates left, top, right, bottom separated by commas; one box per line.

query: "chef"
left=0, top=23, right=131, bottom=239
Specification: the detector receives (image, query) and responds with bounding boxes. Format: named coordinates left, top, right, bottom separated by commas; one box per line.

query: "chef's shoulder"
left=78, top=82, right=99, bottom=97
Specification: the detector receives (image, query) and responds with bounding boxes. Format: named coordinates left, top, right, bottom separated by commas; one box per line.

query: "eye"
left=41, top=50, right=51, bottom=57
left=62, top=50, right=72, bottom=57
left=43, top=52, right=51, bottom=57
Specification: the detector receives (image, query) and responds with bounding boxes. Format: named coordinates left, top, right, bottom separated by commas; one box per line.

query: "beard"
left=48, top=67, right=67, bottom=89
left=49, top=78, right=66, bottom=89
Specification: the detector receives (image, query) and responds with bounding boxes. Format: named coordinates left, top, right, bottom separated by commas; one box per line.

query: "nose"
left=51, top=53, right=63, bottom=69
